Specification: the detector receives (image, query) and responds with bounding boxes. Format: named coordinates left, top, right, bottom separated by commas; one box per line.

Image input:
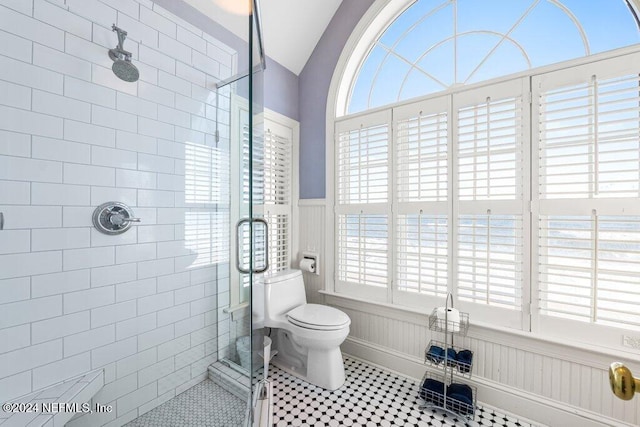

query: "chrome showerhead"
left=109, top=24, right=139, bottom=82
left=111, top=57, right=139, bottom=82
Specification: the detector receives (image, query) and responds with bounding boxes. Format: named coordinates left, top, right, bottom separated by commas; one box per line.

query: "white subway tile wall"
left=0, top=0, right=237, bottom=425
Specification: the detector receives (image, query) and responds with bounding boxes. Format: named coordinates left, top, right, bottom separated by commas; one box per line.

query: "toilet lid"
left=286, top=304, right=350, bottom=330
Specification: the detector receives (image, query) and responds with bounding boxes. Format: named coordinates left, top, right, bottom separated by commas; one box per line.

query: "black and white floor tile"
left=125, top=357, right=535, bottom=426
left=271, top=357, right=536, bottom=427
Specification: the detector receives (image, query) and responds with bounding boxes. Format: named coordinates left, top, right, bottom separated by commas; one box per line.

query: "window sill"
left=319, top=290, right=640, bottom=365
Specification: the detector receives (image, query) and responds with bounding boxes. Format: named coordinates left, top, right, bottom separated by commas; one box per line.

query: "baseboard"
left=342, top=337, right=632, bottom=427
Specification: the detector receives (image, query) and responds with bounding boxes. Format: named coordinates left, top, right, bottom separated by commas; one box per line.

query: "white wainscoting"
left=298, top=200, right=326, bottom=305
left=299, top=200, right=640, bottom=427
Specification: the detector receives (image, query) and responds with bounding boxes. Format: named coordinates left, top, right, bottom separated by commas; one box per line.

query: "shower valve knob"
left=109, top=212, right=140, bottom=226
left=93, top=202, right=141, bottom=235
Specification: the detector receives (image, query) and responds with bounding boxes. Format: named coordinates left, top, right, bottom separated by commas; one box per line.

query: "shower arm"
left=111, top=25, right=133, bottom=59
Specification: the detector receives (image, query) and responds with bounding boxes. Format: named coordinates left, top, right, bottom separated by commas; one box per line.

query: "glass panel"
left=347, top=0, right=640, bottom=114
left=206, top=1, right=265, bottom=423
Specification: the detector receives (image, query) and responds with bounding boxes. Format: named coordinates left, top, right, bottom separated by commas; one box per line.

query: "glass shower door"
left=214, top=0, right=266, bottom=424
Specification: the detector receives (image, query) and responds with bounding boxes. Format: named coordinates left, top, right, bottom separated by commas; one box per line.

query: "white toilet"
left=253, top=269, right=351, bottom=390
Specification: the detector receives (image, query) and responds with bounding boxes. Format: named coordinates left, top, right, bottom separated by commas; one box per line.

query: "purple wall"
left=298, top=0, right=375, bottom=199
left=265, top=59, right=299, bottom=121
left=155, top=0, right=298, bottom=121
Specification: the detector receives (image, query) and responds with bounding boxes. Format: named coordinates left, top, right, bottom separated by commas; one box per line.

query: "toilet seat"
left=286, top=304, right=350, bottom=331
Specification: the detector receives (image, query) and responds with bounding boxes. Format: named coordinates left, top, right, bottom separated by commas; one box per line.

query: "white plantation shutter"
left=336, top=110, right=391, bottom=299
left=185, top=143, right=229, bottom=205
left=183, top=141, right=230, bottom=268
left=337, top=214, right=388, bottom=288
left=396, top=213, right=448, bottom=297
left=538, top=215, right=640, bottom=328
left=454, top=79, right=528, bottom=327
left=338, top=124, right=389, bottom=204
left=263, top=124, right=293, bottom=273
left=242, top=120, right=262, bottom=205
left=457, top=97, right=522, bottom=201
left=534, top=53, right=640, bottom=336
left=265, top=213, right=289, bottom=272
left=395, top=101, right=448, bottom=203
left=264, top=130, right=291, bottom=205
left=333, top=47, right=640, bottom=338
left=184, top=210, right=230, bottom=267
left=457, top=214, right=523, bottom=309
left=233, top=113, right=293, bottom=305
left=394, top=96, right=449, bottom=303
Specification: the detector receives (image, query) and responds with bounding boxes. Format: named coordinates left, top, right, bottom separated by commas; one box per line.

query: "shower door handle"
left=236, top=218, right=269, bottom=274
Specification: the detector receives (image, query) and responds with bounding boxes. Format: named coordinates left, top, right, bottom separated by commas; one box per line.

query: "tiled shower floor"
left=125, top=357, right=536, bottom=426
left=124, top=379, right=245, bottom=427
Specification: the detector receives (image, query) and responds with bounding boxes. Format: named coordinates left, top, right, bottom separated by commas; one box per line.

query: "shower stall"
left=0, top=0, right=265, bottom=425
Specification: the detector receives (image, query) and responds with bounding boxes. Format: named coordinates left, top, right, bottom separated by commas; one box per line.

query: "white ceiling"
left=184, top=0, right=343, bottom=75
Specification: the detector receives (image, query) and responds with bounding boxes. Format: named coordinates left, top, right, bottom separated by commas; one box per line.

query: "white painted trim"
left=335, top=32, right=640, bottom=121
left=342, top=337, right=635, bottom=427
left=298, top=199, right=326, bottom=206
left=325, top=290, right=640, bottom=366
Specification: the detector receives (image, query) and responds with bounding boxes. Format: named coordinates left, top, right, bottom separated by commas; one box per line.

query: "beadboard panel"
left=330, top=297, right=640, bottom=426
left=298, top=201, right=326, bottom=305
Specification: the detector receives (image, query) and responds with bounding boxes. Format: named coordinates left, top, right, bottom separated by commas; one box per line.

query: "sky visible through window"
left=348, top=0, right=640, bottom=114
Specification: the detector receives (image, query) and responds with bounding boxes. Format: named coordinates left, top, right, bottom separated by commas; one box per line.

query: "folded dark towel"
left=420, top=378, right=445, bottom=406
left=446, top=383, right=474, bottom=415
left=447, top=393, right=474, bottom=414
left=426, top=345, right=444, bottom=364
left=445, top=348, right=457, bottom=366
left=456, top=349, right=473, bottom=373
left=447, top=383, right=473, bottom=400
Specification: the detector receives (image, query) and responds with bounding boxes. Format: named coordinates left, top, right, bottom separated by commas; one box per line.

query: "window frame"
left=229, top=100, right=299, bottom=311
left=341, top=0, right=640, bottom=116
left=530, top=51, right=640, bottom=347
left=261, top=116, right=297, bottom=274
left=335, top=109, right=393, bottom=302
left=327, top=45, right=640, bottom=343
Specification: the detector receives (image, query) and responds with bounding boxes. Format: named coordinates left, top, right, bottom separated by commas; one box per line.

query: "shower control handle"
left=93, top=202, right=141, bottom=235
left=109, top=213, right=141, bottom=226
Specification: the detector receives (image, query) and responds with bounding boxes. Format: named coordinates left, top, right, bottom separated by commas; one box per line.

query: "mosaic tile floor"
left=124, top=379, right=245, bottom=427
left=124, top=357, right=536, bottom=426
left=271, top=357, right=537, bottom=427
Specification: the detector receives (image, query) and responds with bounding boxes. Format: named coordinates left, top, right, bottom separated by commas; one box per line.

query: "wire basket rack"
left=417, top=370, right=477, bottom=420
left=424, top=339, right=473, bottom=378
left=428, top=308, right=469, bottom=336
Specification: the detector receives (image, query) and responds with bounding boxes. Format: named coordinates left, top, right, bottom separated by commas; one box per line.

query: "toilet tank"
left=263, top=269, right=307, bottom=320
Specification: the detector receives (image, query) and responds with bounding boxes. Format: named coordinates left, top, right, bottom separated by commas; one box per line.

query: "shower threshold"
left=208, top=358, right=251, bottom=401
left=221, top=358, right=249, bottom=375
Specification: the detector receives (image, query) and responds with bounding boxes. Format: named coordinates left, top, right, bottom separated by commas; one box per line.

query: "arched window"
left=344, top=0, right=640, bottom=115
left=330, top=0, right=640, bottom=341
